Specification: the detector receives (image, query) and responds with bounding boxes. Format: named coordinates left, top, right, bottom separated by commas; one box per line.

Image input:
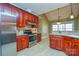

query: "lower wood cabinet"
left=63, top=39, right=74, bottom=55
left=49, top=35, right=79, bottom=56
left=36, top=33, right=41, bottom=42
left=16, top=37, right=22, bottom=51
left=74, top=43, right=79, bottom=56
left=16, top=35, right=29, bottom=51
left=49, top=35, right=63, bottom=51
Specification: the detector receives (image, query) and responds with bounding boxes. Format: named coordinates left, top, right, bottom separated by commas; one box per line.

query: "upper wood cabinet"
left=23, top=11, right=29, bottom=23
left=0, top=3, right=39, bottom=28
left=16, top=9, right=26, bottom=27
left=34, top=16, right=39, bottom=28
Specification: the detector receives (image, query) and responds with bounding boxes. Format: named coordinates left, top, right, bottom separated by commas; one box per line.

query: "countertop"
left=50, top=33, right=79, bottom=39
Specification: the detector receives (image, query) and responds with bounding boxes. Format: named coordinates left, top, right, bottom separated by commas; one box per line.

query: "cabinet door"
left=63, top=39, right=73, bottom=55
left=23, top=12, right=29, bottom=25
left=16, top=36, right=22, bottom=51
left=56, top=37, right=63, bottom=50
left=34, top=17, right=39, bottom=28
left=32, top=15, right=35, bottom=23
left=16, top=35, right=29, bottom=51
left=21, top=38, right=27, bottom=49
left=50, top=39, right=57, bottom=49
left=49, top=35, right=63, bottom=50
left=17, top=9, right=23, bottom=27
left=38, top=33, right=41, bottom=42
left=74, top=43, right=79, bottom=56
left=28, top=14, right=32, bottom=21
left=36, top=33, right=41, bottom=42
left=49, top=35, right=57, bottom=48
left=16, top=9, right=26, bottom=27
left=36, top=17, right=39, bottom=28
left=21, top=35, right=29, bottom=49
left=75, top=43, right=79, bottom=56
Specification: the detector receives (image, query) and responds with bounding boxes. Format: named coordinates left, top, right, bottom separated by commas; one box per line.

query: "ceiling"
left=11, top=3, right=69, bottom=15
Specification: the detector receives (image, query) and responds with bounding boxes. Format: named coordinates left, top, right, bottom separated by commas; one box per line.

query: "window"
left=59, top=24, right=65, bottom=31
left=52, top=25, right=58, bottom=31
left=52, top=21, right=74, bottom=32
left=65, top=23, right=73, bottom=31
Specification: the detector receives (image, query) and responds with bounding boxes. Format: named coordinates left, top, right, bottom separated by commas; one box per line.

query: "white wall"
left=39, top=16, right=49, bottom=40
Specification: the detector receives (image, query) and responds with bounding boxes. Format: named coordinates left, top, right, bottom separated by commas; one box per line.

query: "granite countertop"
left=50, top=33, right=79, bottom=39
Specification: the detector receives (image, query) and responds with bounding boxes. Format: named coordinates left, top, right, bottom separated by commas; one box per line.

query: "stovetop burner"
left=24, top=30, right=36, bottom=42
left=24, top=30, right=37, bottom=47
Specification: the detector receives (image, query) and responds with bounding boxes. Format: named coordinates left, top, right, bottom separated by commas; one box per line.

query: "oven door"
left=29, top=35, right=35, bottom=42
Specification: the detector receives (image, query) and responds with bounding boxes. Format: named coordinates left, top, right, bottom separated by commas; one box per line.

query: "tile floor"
left=17, top=38, right=67, bottom=56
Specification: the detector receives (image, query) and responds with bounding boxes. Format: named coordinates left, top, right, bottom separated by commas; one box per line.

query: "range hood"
left=27, top=21, right=36, bottom=25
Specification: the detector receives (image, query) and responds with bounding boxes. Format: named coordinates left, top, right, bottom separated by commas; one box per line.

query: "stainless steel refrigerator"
left=0, top=11, right=17, bottom=56
left=0, top=32, right=2, bottom=56
left=0, top=25, right=17, bottom=56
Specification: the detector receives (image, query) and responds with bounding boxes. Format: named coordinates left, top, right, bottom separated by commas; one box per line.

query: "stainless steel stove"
left=24, top=30, right=37, bottom=47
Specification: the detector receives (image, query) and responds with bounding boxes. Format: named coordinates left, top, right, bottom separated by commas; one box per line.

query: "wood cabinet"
left=16, top=37, right=22, bottom=51
left=23, top=11, right=29, bottom=25
left=16, top=35, right=29, bottom=51
left=63, top=38, right=73, bottom=55
left=63, top=36, right=78, bottom=56
left=36, top=33, right=41, bottom=42
left=49, top=35, right=57, bottom=49
left=49, top=35, right=63, bottom=51
left=49, top=35, right=79, bottom=56
left=0, top=3, right=39, bottom=28
left=74, top=43, right=79, bottom=56
left=16, top=9, right=26, bottom=27
left=34, top=17, right=39, bottom=28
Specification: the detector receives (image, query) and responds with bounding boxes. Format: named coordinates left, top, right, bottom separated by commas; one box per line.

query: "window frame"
left=52, top=21, right=74, bottom=32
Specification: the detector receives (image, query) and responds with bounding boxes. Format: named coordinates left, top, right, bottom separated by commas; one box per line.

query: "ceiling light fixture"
left=57, top=8, right=61, bottom=25
left=70, top=3, right=74, bottom=19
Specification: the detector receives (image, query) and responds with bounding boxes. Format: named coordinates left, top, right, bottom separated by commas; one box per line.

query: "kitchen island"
left=49, top=33, right=79, bottom=56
